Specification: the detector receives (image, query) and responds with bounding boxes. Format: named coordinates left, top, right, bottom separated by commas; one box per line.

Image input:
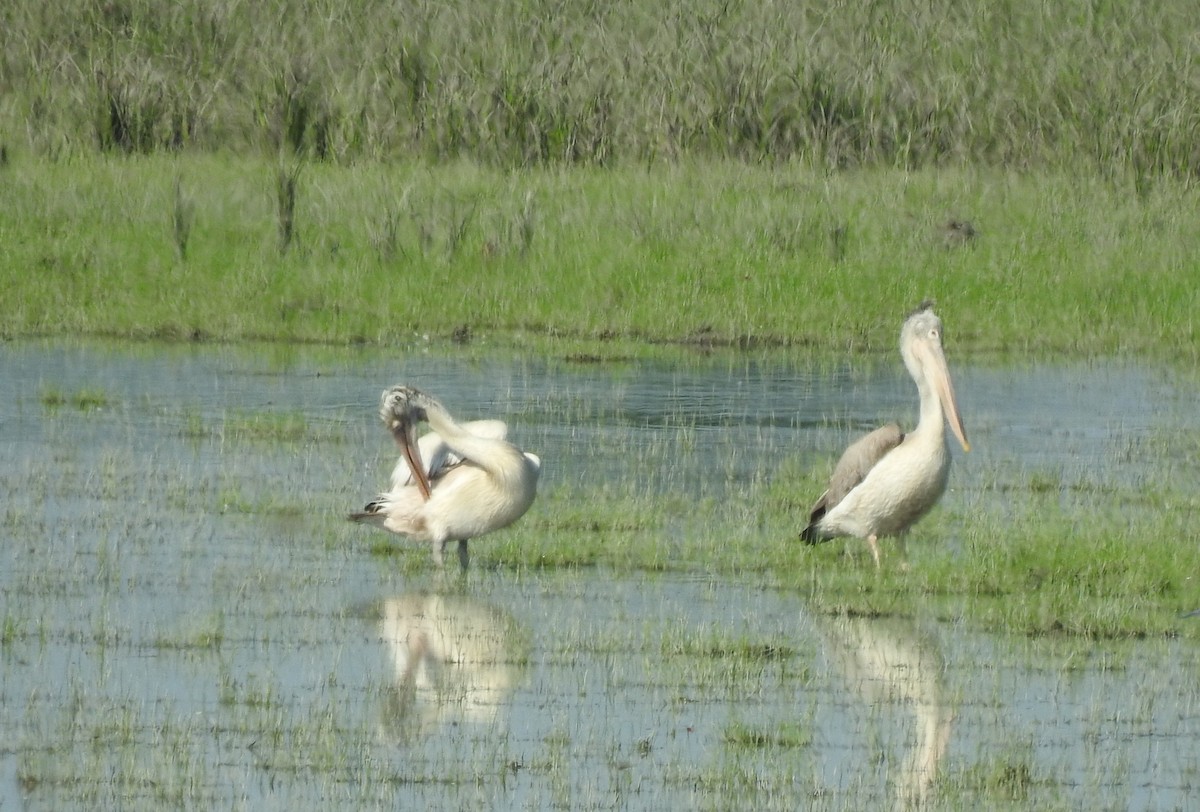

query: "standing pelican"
left=802, top=303, right=969, bottom=566
left=350, top=386, right=540, bottom=569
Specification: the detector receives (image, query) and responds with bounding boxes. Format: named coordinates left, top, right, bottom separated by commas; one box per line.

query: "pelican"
left=350, top=386, right=541, bottom=569
left=801, top=303, right=969, bottom=566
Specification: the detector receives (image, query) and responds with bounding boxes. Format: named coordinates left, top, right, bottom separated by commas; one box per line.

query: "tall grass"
left=3, top=0, right=1200, bottom=178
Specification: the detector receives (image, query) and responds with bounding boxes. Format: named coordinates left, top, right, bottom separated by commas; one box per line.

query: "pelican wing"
left=805, top=423, right=904, bottom=530
left=389, top=419, right=509, bottom=489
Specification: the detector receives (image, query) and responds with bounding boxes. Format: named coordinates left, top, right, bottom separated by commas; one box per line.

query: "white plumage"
left=803, top=303, right=969, bottom=566
left=351, top=387, right=540, bottom=569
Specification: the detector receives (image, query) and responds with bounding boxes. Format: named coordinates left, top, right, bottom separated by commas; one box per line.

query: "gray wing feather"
left=804, top=423, right=904, bottom=536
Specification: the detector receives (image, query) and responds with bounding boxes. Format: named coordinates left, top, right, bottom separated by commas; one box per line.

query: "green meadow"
left=3, top=156, right=1199, bottom=359
left=2, top=0, right=1199, bottom=357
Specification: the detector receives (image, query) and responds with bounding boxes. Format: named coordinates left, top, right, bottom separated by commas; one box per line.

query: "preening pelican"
left=350, top=386, right=541, bottom=569
left=802, top=303, right=969, bottom=566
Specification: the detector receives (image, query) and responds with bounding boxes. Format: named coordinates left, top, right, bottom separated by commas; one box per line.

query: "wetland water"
left=2, top=339, right=1198, bottom=809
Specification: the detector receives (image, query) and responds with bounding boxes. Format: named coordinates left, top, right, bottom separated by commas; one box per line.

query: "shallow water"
left=2, top=339, right=1199, bottom=809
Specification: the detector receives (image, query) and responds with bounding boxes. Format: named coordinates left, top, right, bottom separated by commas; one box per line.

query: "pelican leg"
left=867, top=534, right=882, bottom=569
left=457, top=540, right=470, bottom=570
left=896, top=535, right=911, bottom=572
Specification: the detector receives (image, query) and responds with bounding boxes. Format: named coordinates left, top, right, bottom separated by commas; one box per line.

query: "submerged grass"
left=722, top=721, right=812, bottom=750
left=181, top=409, right=348, bottom=445
left=39, top=385, right=110, bottom=410
left=478, top=464, right=1200, bottom=641
left=18, top=335, right=1198, bottom=641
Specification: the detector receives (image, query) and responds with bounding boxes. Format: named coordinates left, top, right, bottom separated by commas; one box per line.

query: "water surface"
left=1, top=339, right=1197, bottom=809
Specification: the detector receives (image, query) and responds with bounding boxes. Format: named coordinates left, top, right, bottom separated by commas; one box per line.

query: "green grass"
left=2, top=155, right=1199, bottom=359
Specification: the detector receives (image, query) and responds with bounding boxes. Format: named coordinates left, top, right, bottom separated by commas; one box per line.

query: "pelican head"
left=380, top=385, right=433, bottom=500
left=900, top=303, right=970, bottom=453
left=380, top=386, right=431, bottom=429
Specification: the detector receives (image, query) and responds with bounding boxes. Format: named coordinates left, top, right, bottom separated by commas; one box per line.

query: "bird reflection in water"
left=821, top=614, right=954, bottom=808
left=377, top=593, right=528, bottom=743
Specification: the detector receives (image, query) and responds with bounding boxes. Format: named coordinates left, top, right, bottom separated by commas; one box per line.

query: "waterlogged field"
left=3, top=339, right=1200, bottom=809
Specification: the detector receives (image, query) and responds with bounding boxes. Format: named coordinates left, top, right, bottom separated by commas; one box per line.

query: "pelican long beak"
left=393, top=416, right=433, bottom=501
left=381, top=387, right=433, bottom=501
left=929, top=349, right=970, bottom=453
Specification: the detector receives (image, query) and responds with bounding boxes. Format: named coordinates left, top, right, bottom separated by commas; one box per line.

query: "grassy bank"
left=2, top=154, right=1198, bottom=358
left=5, top=0, right=1199, bottom=357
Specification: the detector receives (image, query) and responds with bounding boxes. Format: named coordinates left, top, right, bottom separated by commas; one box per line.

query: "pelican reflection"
left=821, top=614, right=954, bottom=808
left=378, top=592, right=528, bottom=743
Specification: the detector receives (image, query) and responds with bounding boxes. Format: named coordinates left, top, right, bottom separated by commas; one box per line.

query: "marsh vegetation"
left=5, top=0, right=1199, bottom=178
left=4, top=340, right=1200, bottom=809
